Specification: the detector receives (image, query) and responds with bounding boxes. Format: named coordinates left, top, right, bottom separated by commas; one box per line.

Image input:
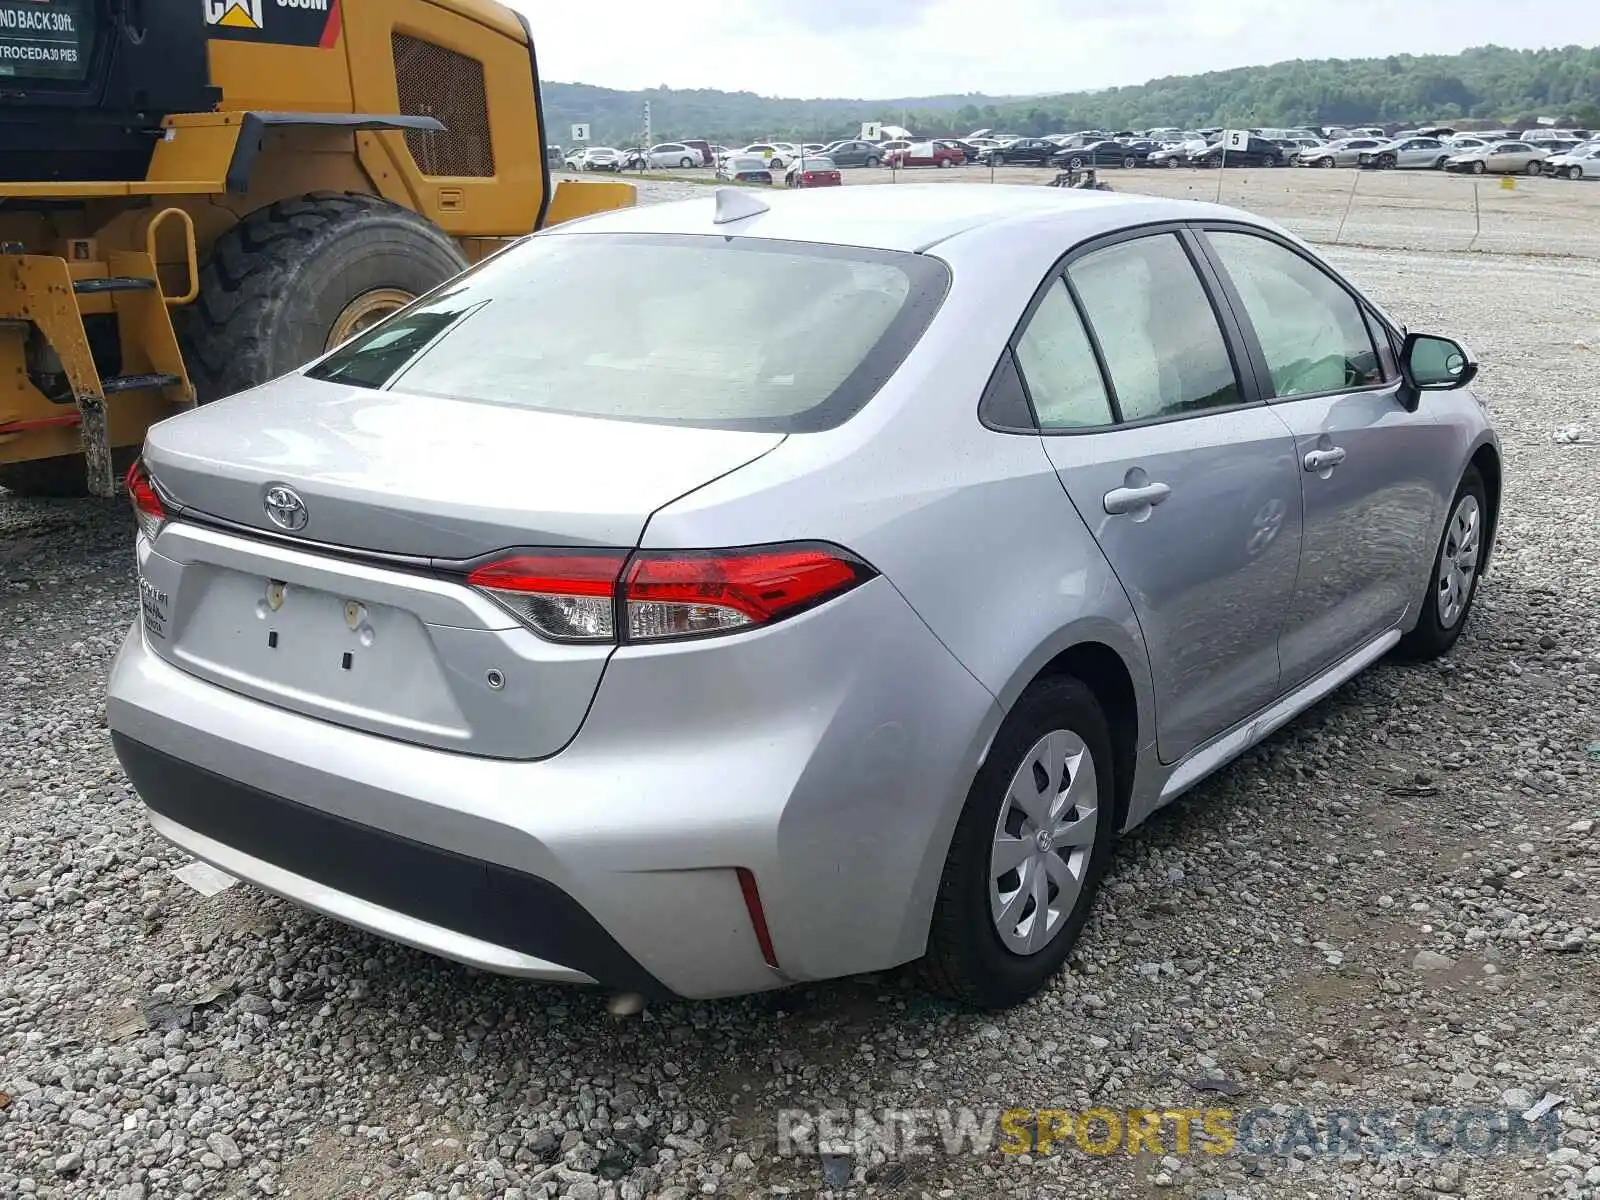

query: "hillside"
left=541, top=44, right=1600, bottom=145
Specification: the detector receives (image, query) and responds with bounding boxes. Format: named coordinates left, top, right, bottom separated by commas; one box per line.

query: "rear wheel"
left=990, top=155, right=1004, bottom=167
left=1434, top=156, right=1449, bottom=169
left=177, top=192, right=466, bottom=404
left=864, top=155, right=880, bottom=168
left=1396, top=466, right=1488, bottom=661
left=938, top=157, right=954, bottom=168
left=918, top=675, right=1116, bottom=1009
left=1121, top=154, right=1136, bottom=169
left=1525, top=160, right=1543, bottom=176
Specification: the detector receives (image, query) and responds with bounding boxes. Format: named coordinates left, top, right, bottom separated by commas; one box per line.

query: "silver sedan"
left=109, top=186, right=1500, bottom=1008
left=1299, top=137, right=1387, bottom=167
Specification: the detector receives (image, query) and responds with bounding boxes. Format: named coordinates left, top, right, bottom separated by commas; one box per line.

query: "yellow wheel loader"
left=0, top=0, right=633, bottom=497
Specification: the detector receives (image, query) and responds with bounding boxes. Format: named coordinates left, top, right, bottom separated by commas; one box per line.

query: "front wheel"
left=1569, top=165, right=1586, bottom=180
left=1470, top=160, right=1486, bottom=174
left=1379, top=154, right=1396, bottom=169
left=918, top=675, right=1116, bottom=1009
left=1395, top=466, right=1488, bottom=661
left=1317, top=156, right=1334, bottom=168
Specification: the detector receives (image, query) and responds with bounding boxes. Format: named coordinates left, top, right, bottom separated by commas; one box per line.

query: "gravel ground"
left=3, top=216, right=1599, bottom=1200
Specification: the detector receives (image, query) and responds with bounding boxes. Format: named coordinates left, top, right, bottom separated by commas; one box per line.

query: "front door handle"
left=1303, top=447, right=1347, bottom=472
left=1103, top=482, right=1172, bottom=515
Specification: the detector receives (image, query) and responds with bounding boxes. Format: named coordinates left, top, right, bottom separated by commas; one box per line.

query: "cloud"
left=513, top=0, right=1600, bottom=99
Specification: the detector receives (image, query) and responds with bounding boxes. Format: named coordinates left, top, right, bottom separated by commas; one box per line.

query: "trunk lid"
left=135, top=375, right=784, bottom=760
left=143, top=375, right=785, bottom=559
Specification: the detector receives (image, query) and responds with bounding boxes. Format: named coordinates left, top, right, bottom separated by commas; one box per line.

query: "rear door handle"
left=1303, top=447, right=1347, bottom=472
left=1103, top=482, right=1172, bottom=515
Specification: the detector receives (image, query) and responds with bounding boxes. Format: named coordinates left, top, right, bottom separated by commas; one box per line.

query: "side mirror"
left=1401, top=332, right=1478, bottom=391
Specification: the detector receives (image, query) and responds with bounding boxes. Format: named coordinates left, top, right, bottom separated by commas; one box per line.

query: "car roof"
left=546, top=183, right=1259, bottom=254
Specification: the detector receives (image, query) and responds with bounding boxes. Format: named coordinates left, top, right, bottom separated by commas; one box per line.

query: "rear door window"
left=1066, top=234, right=1243, bottom=422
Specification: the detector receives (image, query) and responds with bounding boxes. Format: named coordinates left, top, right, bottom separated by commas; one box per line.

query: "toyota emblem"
left=262, top=484, right=309, bottom=532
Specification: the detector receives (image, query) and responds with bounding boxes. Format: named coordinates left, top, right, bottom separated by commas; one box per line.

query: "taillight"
left=465, top=543, right=874, bottom=645
left=466, top=551, right=627, bottom=643
left=125, top=458, right=166, bottom=542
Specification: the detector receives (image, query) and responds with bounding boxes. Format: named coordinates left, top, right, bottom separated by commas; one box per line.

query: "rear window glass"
left=305, top=233, right=950, bottom=433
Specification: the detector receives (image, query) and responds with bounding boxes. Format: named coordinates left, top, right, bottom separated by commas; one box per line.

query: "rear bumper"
left=115, top=733, right=666, bottom=995
left=107, top=574, right=1002, bottom=999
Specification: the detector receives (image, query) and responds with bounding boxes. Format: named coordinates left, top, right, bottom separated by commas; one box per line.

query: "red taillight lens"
left=625, top=545, right=872, bottom=642
left=464, top=543, right=874, bottom=645
left=466, top=551, right=627, bottom=643
left=125, top=458, right=166, bottom=542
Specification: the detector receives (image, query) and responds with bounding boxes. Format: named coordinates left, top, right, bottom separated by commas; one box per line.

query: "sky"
left=512, top=0, right=1600, bottom=99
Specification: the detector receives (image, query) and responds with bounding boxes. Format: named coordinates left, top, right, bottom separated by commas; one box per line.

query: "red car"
left=785, top=157, right=842, bottom=187
left=886, top=141, right=966, bottom=168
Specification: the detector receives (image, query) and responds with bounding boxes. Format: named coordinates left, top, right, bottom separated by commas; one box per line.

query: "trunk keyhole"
left=341, top=652, right=353, bottom=670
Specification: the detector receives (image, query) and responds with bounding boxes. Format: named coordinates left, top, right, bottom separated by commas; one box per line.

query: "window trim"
left=1189, top=221, right=1401, bottom=405
left=981, top=220, right=1267, bottom=436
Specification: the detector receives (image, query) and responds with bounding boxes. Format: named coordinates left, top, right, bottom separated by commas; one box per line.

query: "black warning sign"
left=0, top=0, right=91, bottom=82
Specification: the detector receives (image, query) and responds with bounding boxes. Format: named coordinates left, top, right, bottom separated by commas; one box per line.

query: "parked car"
left=887, top=141, right=966, bottom=168
left=1296, top=138, right=1385, bottom=168
left=736, top=144, right=798, bottom=169
left=981, top=138, right=1060, bottom=166
left=111, top=184, right=1498, bottom=1008
left=568, top=146, right=622, bottom=172
left=1189, top=136, right=1288, bottom=167
left=716, top=154, right=774, bottom=184
left=1546, top=144, right=1600, bottom=180
left=784, top=156, right=842, bottom=187
left=1444, top=141, right=1549, bottom=175
left=617, top=147, right=647, bottom=170
left=819, top=140, right=887, bottom=168
left=1357, top=137, right=1452, bottom=170
left=1149, top=138, right=1209, bottom=167
left=1051, top=139, right=1154, bottom=169
left=939, top=139, right=985, bottom=162
left=644, top=143, right=705, bottom=170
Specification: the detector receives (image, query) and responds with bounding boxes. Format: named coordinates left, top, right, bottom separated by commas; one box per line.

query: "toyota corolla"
left=108, top=185, right=1500, bottom=1009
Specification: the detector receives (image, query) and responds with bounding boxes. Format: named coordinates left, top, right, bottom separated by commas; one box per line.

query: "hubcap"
left=989, top=729, right=1099, bottom=956
left=1436, top=494, right=1482, bottom=628
left=325, top=287, right=416, bottom=352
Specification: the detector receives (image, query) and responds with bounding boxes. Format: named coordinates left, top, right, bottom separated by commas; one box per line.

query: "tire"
left=1569, top=165, right=1585, bottom=180
left=865, top=155, right=880, bottom=168
left=1379, top=154, right=1396, bottom=169
left=990, top=155, right=1004, bottom=167
left=1395, top=466, right=1488, bottom=661
left=1470, top=160, right=1486, bottom=174
left=918, top=675, right=1117, bottom=1010
left=1434, top=156, right=1448, bottom=170
left=938, top=157, right=953, bottom=168
left=1068, top=156, right=1084, bottom=170
left=177, top=193, right=466, bottom=404
left=1317, top=156, right=1334, bottom=168
left=1166, top=157, right=1180, bottom=168
left=1121, top=155, right=1136, bottom=169
left=679, top=156, right=695, bottom=168
left=1525, top=160, right=1543, bottom=176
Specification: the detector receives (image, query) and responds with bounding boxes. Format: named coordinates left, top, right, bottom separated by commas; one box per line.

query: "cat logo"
left=204, top=0, right=264, bottom=29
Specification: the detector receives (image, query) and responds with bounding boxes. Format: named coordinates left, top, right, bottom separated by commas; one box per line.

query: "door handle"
left=1303, top=447, right=1347, bottom=472
left=1103, top=482, right=1172, bottom=515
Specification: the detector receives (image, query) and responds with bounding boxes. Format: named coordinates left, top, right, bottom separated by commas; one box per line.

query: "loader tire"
left=178, top=192, right=467, bottom=404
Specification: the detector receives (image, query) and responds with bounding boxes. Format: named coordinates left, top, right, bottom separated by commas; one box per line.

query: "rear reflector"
left=125, top=459, right=167, bottom=542
left=736, top=867, right=779, bottom=969
left=464, top=542, right=874, bottom=645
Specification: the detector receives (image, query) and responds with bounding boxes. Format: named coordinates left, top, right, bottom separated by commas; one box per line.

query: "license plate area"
left=169, top=564, right=469, bottom=740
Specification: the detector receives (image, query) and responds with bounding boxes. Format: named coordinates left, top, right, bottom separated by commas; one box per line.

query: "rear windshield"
left=305, top=233, right=951, bottom=433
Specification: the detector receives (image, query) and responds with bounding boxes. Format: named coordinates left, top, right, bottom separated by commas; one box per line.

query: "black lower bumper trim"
left=111, top=734, right=671, bottom=998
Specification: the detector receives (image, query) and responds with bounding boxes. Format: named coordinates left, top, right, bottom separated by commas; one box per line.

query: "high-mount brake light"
left=464, top=543, right=874, bottom=645
left=125, top=459, right=167, bottom=542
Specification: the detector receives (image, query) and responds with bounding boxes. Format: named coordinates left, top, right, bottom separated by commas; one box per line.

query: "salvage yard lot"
left=2, top=178, right=1599, bottom=1200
